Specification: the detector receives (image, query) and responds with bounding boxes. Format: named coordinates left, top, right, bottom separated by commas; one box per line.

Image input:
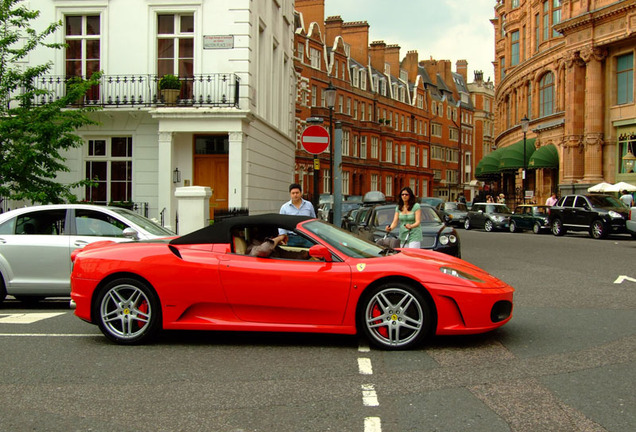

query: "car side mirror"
left=123, top=227, right=139, bottom=240
left=309, top=244, right=332, bottom=262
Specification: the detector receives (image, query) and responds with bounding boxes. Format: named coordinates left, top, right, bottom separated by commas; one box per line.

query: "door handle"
left=74, top=240, right=89, bottom=247
left=0, top=238, right=6, bottom=244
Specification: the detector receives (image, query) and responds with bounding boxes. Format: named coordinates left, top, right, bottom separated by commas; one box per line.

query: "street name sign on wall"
left=301, top=125, right=330, bottom=154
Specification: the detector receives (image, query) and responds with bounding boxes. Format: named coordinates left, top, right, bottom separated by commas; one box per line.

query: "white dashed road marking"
left=364, top=416, right=382, bottom=432
left=358, top=357, right=373, bottom=375
left=361, top=383, right=379, bottom=407
left=0, top=312, right=65, bottom=324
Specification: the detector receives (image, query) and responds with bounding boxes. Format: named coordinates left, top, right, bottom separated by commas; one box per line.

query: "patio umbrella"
left=587, top=182, right=613, bottom=192
left=606, top=181, right=636, bottom=192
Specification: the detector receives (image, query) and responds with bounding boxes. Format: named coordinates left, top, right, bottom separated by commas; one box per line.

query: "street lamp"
left=324, top=81, right=337, bottom=195
left=520, top=115, right=530, bottom=203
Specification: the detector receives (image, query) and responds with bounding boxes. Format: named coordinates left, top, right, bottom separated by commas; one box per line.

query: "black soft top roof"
left=170, top=213, right=313, bottom=245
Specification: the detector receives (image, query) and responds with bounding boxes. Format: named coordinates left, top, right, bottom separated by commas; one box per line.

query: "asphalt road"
left=0, top=228, right=634, bottom=432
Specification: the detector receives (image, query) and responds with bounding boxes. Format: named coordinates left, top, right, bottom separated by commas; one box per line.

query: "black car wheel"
left=509, top=221, right=518, bottom=233
left=484, top=220, right=494, bottom=232
left=95, top=278, right=162, bottom=345
left=533, top=222, right=542, bottom=234
left=358, top=282, right=432, bottom=350
left=464, top=218, right=471, bottom=230
left=552, top=218, right=565, bottom=236
left=590, top=219, right=608, bottom=239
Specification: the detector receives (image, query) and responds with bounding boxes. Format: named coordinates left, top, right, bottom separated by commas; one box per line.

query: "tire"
left=590, top=219, right=608, bottom=239
left=552, top=218, right=565, bottom=236
left=509, top=221, right=518, bottom=233
left=0, top=276, right=6, bottom=304
left=484, top=220, right=494, bottom=232
left=533, top=222, right=542, bottom=234
left=95, top=278, right=162, bottom=345
left=464, top=218, right=471, bottom=230
left=358, top=282, right=433, bottom=350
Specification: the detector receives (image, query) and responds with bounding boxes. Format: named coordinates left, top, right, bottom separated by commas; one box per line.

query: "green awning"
left=498, top=138, right=536, bottom=171
left=528, top=144, right=558, bottom=169
left=475, top=147, right=506, bottom=179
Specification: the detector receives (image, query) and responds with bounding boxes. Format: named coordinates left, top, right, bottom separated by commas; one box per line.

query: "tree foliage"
left=0, top=0, right=101, bottom=204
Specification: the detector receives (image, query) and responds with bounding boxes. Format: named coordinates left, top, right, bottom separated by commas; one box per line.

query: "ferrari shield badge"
left=356, top=263, right=366, bottom=272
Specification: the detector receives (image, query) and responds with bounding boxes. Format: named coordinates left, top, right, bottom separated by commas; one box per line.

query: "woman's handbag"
left=376, top=233, right=400, bottom=249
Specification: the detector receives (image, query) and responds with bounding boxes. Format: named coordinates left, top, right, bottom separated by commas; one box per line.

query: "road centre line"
left=364, top=417, right=382, bottom=432
left=0, top=333, right=96, bottom=337
left=361, top=383, right=379, bottom=407
left=358, top=357, right=373, bottom=375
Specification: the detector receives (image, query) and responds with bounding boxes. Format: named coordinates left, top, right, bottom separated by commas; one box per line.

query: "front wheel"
left=509, top=221, right=518, bottom=233
left=95, top=278, right=162, bottom=344
left=464, top=219, right=471, bottom=230
left=358, top=282, right=433, bottom=350
left=484, top=220, right=494, bottom=232
left=590, top=219, right=608, bottom=239
left=552, top=218, right=565, bottom=236
left=533, top=222, right=542, bottom=234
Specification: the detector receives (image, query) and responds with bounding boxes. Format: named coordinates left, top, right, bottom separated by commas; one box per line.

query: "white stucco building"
left=17, top=0, right=296, bottom=231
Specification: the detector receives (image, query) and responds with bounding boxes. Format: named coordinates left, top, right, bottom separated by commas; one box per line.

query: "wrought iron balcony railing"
left=31, top=74, right=240, bottom=108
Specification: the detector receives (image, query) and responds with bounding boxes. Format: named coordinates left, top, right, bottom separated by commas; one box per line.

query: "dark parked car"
left=349, top=200, right=461, bottom=258
left=509, top=205, right=551, bottom=234
left=318, top=198, right=362, bottom=224
left=464, top=203, right=513, bottom=232
left=438, top=202, right=469, bottom=227
left=548, top=194, right=628, bottom=239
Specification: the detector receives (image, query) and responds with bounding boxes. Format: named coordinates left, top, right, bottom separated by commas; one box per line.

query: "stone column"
left=580, top=46, right=608, bottom=183
left=227, top=131, right=245, bottom=209
left=562, top=51, right=586, bottom=183
left=157, top=131, right=175, bottom=230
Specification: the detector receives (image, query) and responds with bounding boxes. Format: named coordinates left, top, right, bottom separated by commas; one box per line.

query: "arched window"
left=539, top=72, right=554, bottom=117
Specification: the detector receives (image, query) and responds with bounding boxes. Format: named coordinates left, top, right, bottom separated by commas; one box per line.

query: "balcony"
left=31, top=73, right=241, bottom=108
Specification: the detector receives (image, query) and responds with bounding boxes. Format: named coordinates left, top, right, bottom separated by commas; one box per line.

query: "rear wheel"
left=358, top=282, right=433, bottom=350
left=590, top=219, right=608, bottom=239
left=95, top=278, right=161, bottom=345
left=484, top=220, right=494, bottom=232
left=552, top=218, right=565, bottom=236
left=464, top=218, right=471, bottom=230
left=533, top=222, right=542, bottom=234
left=509, top=221, right=518, bottom=233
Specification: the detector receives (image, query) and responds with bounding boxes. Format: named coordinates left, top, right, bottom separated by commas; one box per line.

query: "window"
left=501, top=57, right=506, bottom=80
left=535, top=13, right=540, bottom=52
left=346, top=97, right=351, bottom=115
left=342, top=171, right=350, bottom=195
left=338, top=95, right=344, bottom=113
left=12, top=209, right=66, bottom=235
left=552, top=0, right=562, bottom=38
left=410, top=146, right=416, bottom=166
left=385, top=140, right=393, bottom=162
left=385, top=176, right=393, bottom=197
left=85, top=137, right=133, bottom=204
left=360, top=103, right=365, bottom=121
left=352, top=67, right=359, bottom=87
left=309, top=47, right=321, bottom=69
left=417, top=94, right=424, bottom=109
left=422, top=148, right=428, bottom=168
left=353, top=101, right=358, bottom=119
left=617, top=53, right=634, bottom=105
left=371, top=137, right=379, bottom=159
left=431, top=146, right=444, bottom=160
left=539, top=72, right=554, bottom=117
left=311, top=85, right=317, bottom=107
left=65, top=15, right=100, bottom=99
left=619, top=133, right=636, bottom=173
left=400, top=145, right=407, bottom=165
left=353, top=135, right=358, bottom=158
left=342, top=131, right=350, bottom=156
left=157, top=14, right=194, bottom=78
left=323, top=169, right=331, bottom=193
left=449, top=127, right=459, bottom=142
left=371, top=174, right=378, bottom=191
left=360, top=136, right=367, bottom=159
left=543, top=1, right=550, bottom=41
left=75, top=209, right=130, bottom=237
left=296, top=42, right=304, bottom=61
left=360, top=70, right=367, bottom=90
left=511, top=30, right=520, bottom=66
left=431, top=123, right=442, bottom=137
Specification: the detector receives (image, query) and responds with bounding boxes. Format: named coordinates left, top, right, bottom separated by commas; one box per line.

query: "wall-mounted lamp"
left=622, top=135, right=636, bottom=173
left=173, top=167, right=181, bottom=184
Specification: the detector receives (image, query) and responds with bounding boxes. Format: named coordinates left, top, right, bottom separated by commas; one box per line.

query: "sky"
left=323, top=0, right=496, bottom=82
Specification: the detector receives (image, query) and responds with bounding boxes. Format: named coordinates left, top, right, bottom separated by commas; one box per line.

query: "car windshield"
left=420, top=206, right=442, bottom=223
left=302, top=220, right=385, bottom=258
left=487, top=204, right=511, bottom=214
left=534, top=207, right=548, bottom=215
left=587, top=195, right=623, bottom=208
left=110, top=208, right=175, bottom=236
left=444, top=202, right=467, bottom=211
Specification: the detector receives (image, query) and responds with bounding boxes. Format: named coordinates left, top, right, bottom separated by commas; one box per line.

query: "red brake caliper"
left=137, top=300, right=148, bottom=329
left=372, top=304, right=388, bottom=338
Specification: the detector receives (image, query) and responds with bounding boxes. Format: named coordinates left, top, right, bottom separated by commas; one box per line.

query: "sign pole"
left=313, top=156, right=320, bottom=214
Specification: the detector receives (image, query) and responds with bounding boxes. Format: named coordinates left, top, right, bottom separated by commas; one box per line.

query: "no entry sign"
left=300, top=125, right=330, bottom=154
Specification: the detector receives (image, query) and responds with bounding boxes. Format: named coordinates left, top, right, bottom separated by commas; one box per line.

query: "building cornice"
left=554, top=1, right=636, bottom=35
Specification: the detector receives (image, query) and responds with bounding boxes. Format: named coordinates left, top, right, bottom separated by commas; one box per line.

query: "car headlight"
left=439, top=235, right=449, bottom=245
left=440, top=266, right=484, bottom=282
left=439, top=234, right=458, bottom=245
left=608, top=211, right=623, bottom=219
left=492, top=215, right=505, bottom=222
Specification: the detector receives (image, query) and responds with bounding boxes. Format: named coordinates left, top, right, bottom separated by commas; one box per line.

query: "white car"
left=0, top=204, right=175, bottom=303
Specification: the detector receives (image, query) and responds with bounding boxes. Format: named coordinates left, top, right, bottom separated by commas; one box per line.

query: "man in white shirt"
left=545, top=192, right=558, bottom=206
left=279, top=183, right=315, bottom=247
left=620, top=190, right=634, bottom=207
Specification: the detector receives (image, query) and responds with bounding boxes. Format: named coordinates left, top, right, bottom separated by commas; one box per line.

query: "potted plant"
left=158, top=74, right=181, bottom=105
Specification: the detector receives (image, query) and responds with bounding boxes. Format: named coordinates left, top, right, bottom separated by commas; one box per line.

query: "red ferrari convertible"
left=71, top=214, right=514, bottom=350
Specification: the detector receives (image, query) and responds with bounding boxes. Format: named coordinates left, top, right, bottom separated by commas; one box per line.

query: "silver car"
left=0, top=204, right=174, bottom=303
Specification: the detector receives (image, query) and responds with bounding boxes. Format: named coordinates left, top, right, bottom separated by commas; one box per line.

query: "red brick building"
left=293, top=0, right=478, bottom=203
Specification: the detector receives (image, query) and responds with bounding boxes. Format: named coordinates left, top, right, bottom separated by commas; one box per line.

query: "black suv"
left=548, top=194, right=628, bottom=239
